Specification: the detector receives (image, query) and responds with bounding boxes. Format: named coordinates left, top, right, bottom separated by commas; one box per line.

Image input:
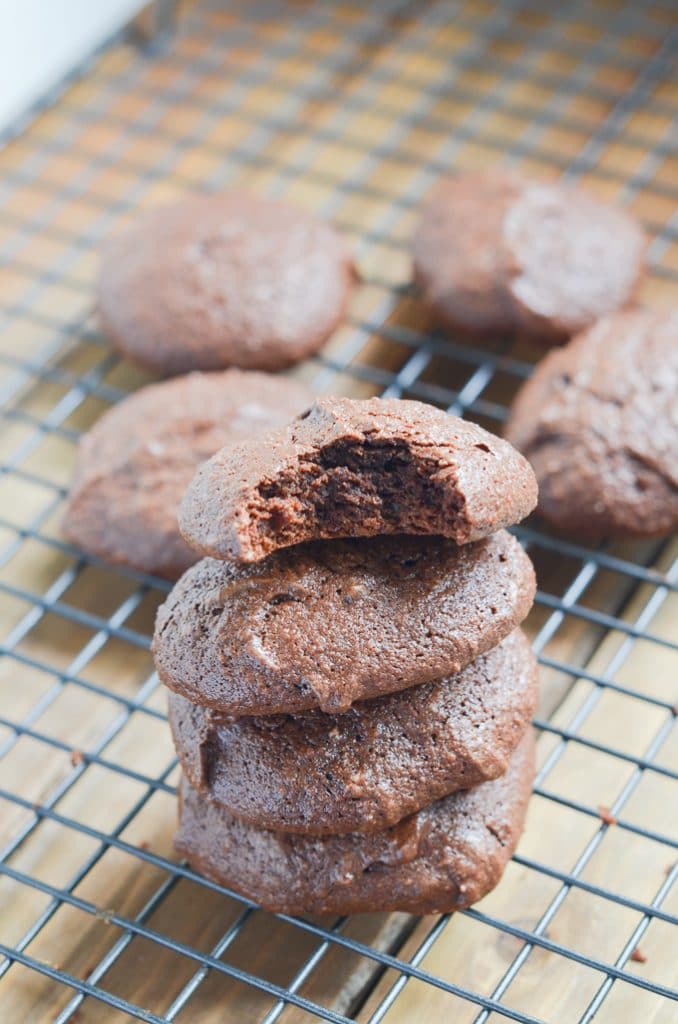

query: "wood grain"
left=0, top=3, right=675, bottom=1022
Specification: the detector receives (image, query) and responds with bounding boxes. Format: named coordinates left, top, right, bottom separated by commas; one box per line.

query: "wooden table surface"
left=0, top=2, right=676, bottom=1022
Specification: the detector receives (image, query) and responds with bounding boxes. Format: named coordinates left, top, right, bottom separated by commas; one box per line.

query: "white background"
left=0, top=0, right=146, bottom=133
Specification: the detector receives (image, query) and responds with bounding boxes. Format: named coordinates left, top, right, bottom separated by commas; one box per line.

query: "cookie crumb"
left=138, top=840, right=150, bottom=851
left=630, top=947, right=647, bottom=963
left=70, top=750, right=84, bottom=767
left=597, top=805, right=617, bottom=826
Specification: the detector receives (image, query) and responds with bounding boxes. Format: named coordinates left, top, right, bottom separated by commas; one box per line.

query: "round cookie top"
left=175, top=729, right=535, bottom=915
left=169, top=628, right=538, bottom=835
left=505, top=310, right=678, bottom=538
left=97, top=192, right=354, bottom=374
left=413, top=170, right=646, bottom=344
left=63, top=370, right=313, bottom=579
left=179, top=396, right=538, bottom=562
left=152, top=530, right=536, bottom=715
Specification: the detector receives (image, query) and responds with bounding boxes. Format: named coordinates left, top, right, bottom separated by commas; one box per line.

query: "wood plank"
left=0, top=3, right=675, bottom=1022
left=360, top=541, right=677, bottom=1023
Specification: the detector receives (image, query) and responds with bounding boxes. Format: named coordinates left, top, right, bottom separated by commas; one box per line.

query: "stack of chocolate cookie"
left=152, top=397, right=539, bottom=915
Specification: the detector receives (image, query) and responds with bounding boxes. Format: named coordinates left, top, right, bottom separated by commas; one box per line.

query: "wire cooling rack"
left=0, top=1, right=676, bottom=1021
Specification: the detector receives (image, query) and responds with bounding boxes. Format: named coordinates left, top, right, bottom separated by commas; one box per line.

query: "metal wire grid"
left=0, top=1, right=676, bottom=1021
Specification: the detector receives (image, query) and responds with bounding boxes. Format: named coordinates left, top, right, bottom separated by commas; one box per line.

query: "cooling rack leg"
left=129, top=0, right=178, bottom=49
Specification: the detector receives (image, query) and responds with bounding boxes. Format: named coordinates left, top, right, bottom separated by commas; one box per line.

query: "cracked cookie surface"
left=168, top=629, right=538, bottom=835
left=152, top=530, right=536, bottom=714
left=505, top=310, right=678, bottom=537
left=175, top=730, right=535, bottom=914
left=179, top=396, right=538, bottom=561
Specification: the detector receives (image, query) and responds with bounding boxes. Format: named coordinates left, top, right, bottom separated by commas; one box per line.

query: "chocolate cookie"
left=178, top=396, right=538, bottom=562
left=63, top=371, right=312, bottom=579
left=175, top=730, right=535, bottom=915
left=153, top=530, right=536, bottom=715
left=505, top=310, right=678, bottom=538
left=98, top=192, right=354, bottom=374
left=169, top=628, right=538, bottom=835
left=413, top=170, right=646, bottom=344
